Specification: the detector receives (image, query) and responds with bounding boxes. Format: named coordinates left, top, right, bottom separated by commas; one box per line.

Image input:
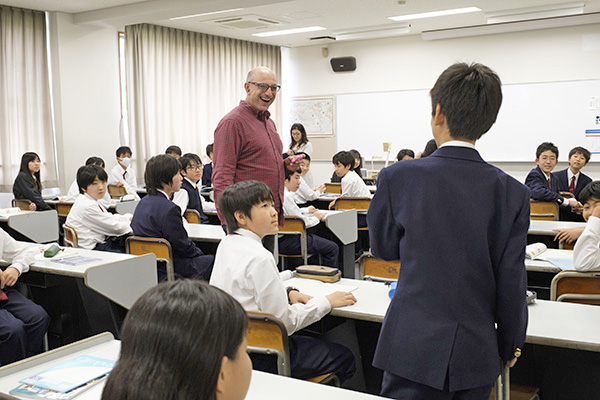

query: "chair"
left=550, top=270, right=600, bottom=305
left=126, top=236, right=175, bottom=281
left=62, top=224, right=79, bottom=248
left=279, top=216, right=319, bottom=268
left=335, top=197, right=370, bottom=231
left=358, top=253, right=400, bottom=282
left=107, top=184, right=127, bottom=199
left=184, top=209, right=201, bottom=224
left=55, top=202, right=73, bottom=217
left=324, top=183, right=341, bottom=194
left=530, top=200, right=559, bottom=221
left=560, top=191, right=575, bottom=199
left=489, top=383, right=540, bottom=400
left=12, top=198, right=32, bottom=211
left=246, top=311, right=340, bottom=386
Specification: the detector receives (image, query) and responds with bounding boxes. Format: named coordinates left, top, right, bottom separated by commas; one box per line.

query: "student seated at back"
left=554, top=146, right=592, bottom=222
left=171, top=153, right=212, bottom=223
left=573, top=181, right=600, bottom=271
left=12, top=152, right=51, bottom=211
left=330, top=149, right=363, bottom=183
left=280, top=168, right=339, bottom=268
left=131, top=154, right=214, bottom=280
left=210, top=180, right=356, bottom=382
left=396, top=149, right=415, bottom=161
left=293, top=152, right=325, bottom=204
left=64, top=157, right=111, bottom=208
left=0, top=229, right=50, bottom=366
left=165, top=145, right=182, bottom=159
left=107, top=146, right=140, bottom=200
left=101, top=280, right=251, bottom=400
left=202, top=143, right=214, bottom=187
left=66, top=165, right=132, bottom=252
left=525, top=142, right=581, bottom=215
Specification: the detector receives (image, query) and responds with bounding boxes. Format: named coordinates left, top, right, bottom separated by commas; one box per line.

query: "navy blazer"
left=202, top=162, right=213, bottom=187
left=553, top=168, right=592, bottom=222
left=368, top=146, right=529, bottom=392
left=12, top=172, right=51, bottom=211
left=180, top=179, right=208, bottom=224
left=524, top=166, right=561, bottom=202
left=131, top=193, right=213, bottom=279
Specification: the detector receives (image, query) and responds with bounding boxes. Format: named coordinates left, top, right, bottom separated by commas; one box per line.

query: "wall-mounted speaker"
left=330, top=56, right=356, bottom=72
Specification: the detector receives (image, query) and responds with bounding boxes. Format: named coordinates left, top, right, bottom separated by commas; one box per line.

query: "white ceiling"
left=3, top=0, right=600, bottom=47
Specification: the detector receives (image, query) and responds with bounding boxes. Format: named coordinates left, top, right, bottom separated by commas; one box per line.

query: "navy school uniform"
left=180, top=178, right=208, bottom=224
left=554, top=168, right=592, bottom=222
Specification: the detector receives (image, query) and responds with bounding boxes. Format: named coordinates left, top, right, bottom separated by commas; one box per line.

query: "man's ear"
left=234, top=210, right=247, bottom=227
left=216, top=356, right=228, bottom=396
left=432, top=104, right=446, bottom=127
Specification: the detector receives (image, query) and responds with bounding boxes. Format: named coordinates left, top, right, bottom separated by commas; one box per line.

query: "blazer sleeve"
left=161, top=204, right=203, bottom=258
left=13, top=173, right=51, bottom=211
left=494, top=188, right=529, bottom=361
left=367, top=167, right=402, bottom=261
left=524, top=170, right=560, bottom=202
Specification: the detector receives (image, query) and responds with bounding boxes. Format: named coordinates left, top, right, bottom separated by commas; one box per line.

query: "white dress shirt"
left=294, top=176, right=320, bottom=204
left=341, top=169, right=371, bottom=198
left=573, top=216, right=600, bottom=271
left=210, top=228, right=331, bottom=334
left=108, top=164, right=140, bottom=200
left=172, top=177, right=215, bottom=215
left=66, top=193, right=132, bottom=249
left=284, top=188, right=319, bottom=229
left=64, top=179, right=111, bottom=209
left=292, top=142, right=313, bottom=156
left=0, top=229, right=40, bottom=275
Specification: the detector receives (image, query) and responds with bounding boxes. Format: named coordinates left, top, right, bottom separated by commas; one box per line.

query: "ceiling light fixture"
left=170, top=8, right=243, bottom=21
left=486, top=2, right=584, bottom=24
left=252, top=26, right=326, bottom=37
left=335, top=26, right=410, bottom=41
left=388, top=7, right=481, bottom=22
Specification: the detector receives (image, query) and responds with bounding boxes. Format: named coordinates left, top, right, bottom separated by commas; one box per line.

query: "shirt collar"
left=157, top=189, right=170, bottom=199
left=240, top=100, right=271, bottom=121
left=234, top=228, right=262, bottom=243
left=567, top=168, right=579, bottom=181
left=439, top=140, right=476, bottom=150
left=184, top=177, right=198, bottom=189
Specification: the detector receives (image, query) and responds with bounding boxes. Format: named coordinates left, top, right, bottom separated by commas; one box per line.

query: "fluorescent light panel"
left=486, top=2, right=584, bottom=24
left=388, top=7, right=481, bottom=22
left=335, top=26, right=410, bottom=41
left=170, top=8, right=243, bottom=21
left=252, top=26, right=326, bottom=37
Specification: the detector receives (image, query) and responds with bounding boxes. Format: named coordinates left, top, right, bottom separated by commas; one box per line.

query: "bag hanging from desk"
left=295, top=265, right=341, bottom=282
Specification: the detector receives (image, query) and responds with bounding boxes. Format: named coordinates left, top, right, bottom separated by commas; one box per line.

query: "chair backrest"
left=560, top=191, right=575, bottom=199
left=126, top=236, right=175, bottom=281
left=358, top=253, right=400, bottom=281
left=56, top=202, right=73, bottom=217
left=184, top=209, right=201, bottom=224
left=530, top=200, right=559, bottom=221
left=246, top=311, right=291, bottom=376
left=324, top=183, right=341, bottom=194
left=107, top=184, right=127, bottom=199
left=335, top=197, right=371, bottom=211
left=550, top=270, right=600, bottom=305
left=12, top=198, right=32, bottom=211
left=280, top=216, right=309, bottom=264
left=62, top=224, right=79, bottom=248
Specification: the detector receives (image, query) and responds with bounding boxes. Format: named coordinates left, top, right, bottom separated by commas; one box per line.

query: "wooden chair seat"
left=62, top=224, right=79, bottom=248
left=550, top=270, right=600, bottom=305
left=358, top=253, right=400, bottom=282
left=279, top=216, right=319, bottom=268
left=56, top=202, right=73, bottom=217
left=12, top=198, right=32, bottom=211
left=324, top=183, right=341, bottom=194
left=184, top=209, right=201, bottom=224
left=108, top=184, right=127, bottom=199
left=126, top=236, right=175, bottom=281
left=530, top=200, right=559, bottom=221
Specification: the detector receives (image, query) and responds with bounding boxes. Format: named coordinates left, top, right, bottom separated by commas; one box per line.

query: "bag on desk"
left=295, top=265, right=341, bottom=283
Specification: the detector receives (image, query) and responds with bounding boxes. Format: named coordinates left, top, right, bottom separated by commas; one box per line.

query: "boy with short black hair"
left=368, top=62, right=529, bottom=398
left=66, top=165, right=132, bottom=252
left=108, top=146, right=140, bottom=200
left=65, top=156, right=111, bottom=208
left=293, top=152, right=324, bottom=204
left=572, top=181, right=600, bottom=271
left=554, top=146, right=592, bottom=221
left=172, top=153, right=212, bottom=223
left=396, top=149, right=415, bottom=161
left=210, top=180, right=356, bottom=382
left=328, top=150, right=371, bottom=209
left=202, top=143, right=214, bottom=187
left=165, top=145, right=182, bottom=159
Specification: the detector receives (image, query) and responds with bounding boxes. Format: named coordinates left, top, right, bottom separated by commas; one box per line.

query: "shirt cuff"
left=8, top=263, right=24, bottom=275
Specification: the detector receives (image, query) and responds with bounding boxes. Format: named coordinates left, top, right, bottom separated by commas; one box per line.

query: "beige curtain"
left=124, top=23, right=282, bottom=173
left=0, top=6, right=56, bottom=191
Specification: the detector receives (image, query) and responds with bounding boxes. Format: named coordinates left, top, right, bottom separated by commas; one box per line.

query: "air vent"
left=210, top=14, right=286, bottom=30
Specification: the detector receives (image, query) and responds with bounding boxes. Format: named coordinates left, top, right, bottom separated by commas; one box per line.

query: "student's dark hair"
left=289, top=123, right=308, bottom=149
left=165, top=145, right=182, bottom=156
left=116, top=146, right=132, bottom=158
left=144, top=154, right=182, bottom=195
left=77, top=165, right=108, bottom=194
left=296, top=152, right=311, bottom=162
left=85, top=156, right=105, bottom=169
left=285, top=168, right=302, bottom=181
left=569, top=146, right=591, bottom=163
left=396, top=149, right=415, bottom=160
left=206, top=143, right=214, bottom=156
left=219, top=181, right=274, bottom=234
left=579, top=181, right=600, bottom=205
left=179, top=153, right=202, bottom=171
left=19, top=152, right=42, bottom=190
left=430, top=62, right=502, bottom=141
left=422, top=139, right=438, bottom=158
left=536, top=142, right=558, bottom=159
left=101, top=280, right=248, bottom=400
left=332, top=151, right=355, bottom=168
left=349, top=149, right=363, bottom=169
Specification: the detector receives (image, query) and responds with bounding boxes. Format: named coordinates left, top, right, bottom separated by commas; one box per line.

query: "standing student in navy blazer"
left=131, top=155, right=213, bottom=281
left=554, top=146, right=592, bottom=222
left=368, top=63, right=529, bottom=399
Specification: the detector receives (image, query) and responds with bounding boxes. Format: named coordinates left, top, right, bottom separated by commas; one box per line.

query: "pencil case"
left=43, top=244, right=62, bottom=258
left=295, top=265, right=341, bottom=283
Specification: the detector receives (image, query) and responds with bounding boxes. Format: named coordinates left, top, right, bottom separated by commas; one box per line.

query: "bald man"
left=212, top=67, right=297, bottom=226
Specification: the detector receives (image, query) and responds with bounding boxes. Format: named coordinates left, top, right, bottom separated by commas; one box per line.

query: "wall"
left=281, top=24, right=600, bottom=186
left=47, top=12, right=122, bottom=192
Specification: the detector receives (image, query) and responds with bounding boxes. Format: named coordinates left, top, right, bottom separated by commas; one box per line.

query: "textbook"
left=525, top=243, right=574, bottom=270
left=10, top=377, right=105, bottom=399
left=18, top=355, right=115, bottom=393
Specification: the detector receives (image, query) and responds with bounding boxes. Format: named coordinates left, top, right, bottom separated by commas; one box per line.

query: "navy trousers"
left=278, top=233, right=339, bottom=267
left=381, top=371, right=493, bottom=400
left=0, top=287, right=50, bottom=366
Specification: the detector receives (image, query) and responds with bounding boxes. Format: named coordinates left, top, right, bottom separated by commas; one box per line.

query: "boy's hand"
left=116, top=182, right=124, bottom=187
left=288, top=291, right=312, bottom=304
left=313, top=211, right=324, bottom=220
left=571, top=201, right=583, bottom=214
left=29, top=202, right=37, bottom=211
left=567, top=198, right=579, bottom=208
left=307, top=206, right=317, bottom=213
left=315, top=184, right=326, bottom=193
left=326, top=291, right=357, bottom=308
left=328, top=200, right=336, bottom=210
left=553, top=226, right=584, bottom=244
left=0, top=267, right=19, bottom=289
left=286, top=149, right=295, bottom=157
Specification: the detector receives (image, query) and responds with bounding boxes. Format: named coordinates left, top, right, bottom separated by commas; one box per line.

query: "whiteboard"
left=336, top=79, right=600, bottom=162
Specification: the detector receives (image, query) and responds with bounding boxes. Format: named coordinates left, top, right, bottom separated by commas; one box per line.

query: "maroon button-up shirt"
left=213, top=100, right=285, bottom=224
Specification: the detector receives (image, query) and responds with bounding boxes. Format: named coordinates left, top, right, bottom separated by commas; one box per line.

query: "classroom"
left=1, top=0, right=600, bottom=399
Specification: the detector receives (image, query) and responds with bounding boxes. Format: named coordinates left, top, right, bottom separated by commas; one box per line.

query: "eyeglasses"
left=187, top=165, right=202, bottom=171
left=248, top=82, right=281, bottom=93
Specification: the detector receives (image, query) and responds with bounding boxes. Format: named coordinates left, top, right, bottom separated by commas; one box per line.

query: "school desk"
left=0, top=210, right=59, bottom=243
left=0, top=332, right=389, bottom=400
left=528, top=220, right=585, bottom=236
left=45, top=199, right=139, bottom=215
left=321, top=210, right=358, bottom=278
left=526, top=250, right=571, bottom=299
left=184, top=223, right=226, bottom=243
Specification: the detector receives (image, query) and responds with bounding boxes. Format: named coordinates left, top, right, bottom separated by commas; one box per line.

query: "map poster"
left=288, top=96, right=334, bottom=137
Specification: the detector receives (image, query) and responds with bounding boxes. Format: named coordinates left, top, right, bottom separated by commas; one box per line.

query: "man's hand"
left=0, top=267, right=19, bottom=289
left=553, top=226, right=584, bottom=244
left=284, top=156, right=301, bottom=172
left=288, top=291, right=312, bottom=304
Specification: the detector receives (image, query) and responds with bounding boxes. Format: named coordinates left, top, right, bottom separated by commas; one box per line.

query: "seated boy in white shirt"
left=66, top=165, right=133, bottom=252
left=573, top=181, right=600, bottom=271
left=209, top=180, right=356, bottom=382
left=107, top=146, right=140, bottom=200
left=293, top=152, right=325, bottom=204
left=329, top=150, right=371, bottom=228
left=280, top=168, right=339, bottom=268
left=64, top=156, right=111, bottom=208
